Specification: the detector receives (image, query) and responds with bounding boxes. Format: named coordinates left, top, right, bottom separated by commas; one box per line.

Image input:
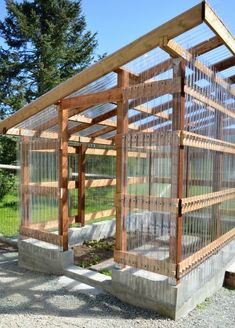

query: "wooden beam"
left=204, top=2, right=235, bottom=55
left=85, top=208, right=115, bottom=222
left=178, top=228, right=235, bottom=278
left=0, top=2, right=203, bottom=133
left=213, top=56, right=235, bottom=72
left=124, top=78, right=181, bottom=99
left=162, top=38, right=235, bottom=96
left=61, top=88, right=122, bottom=110
left=88, top=126, right=116, bottom=139
left=118, top=193, right=179, bottom=213
left=20, top=137, right=30, bottom=227
left=185, top=86, right=235, bottom=120
left=6, top=127, right=114, bottom=145
left=172, top=59, right=185, bottom=276
left=68, top=108, right=117, bottom=135
left=115, top=70, right=129, bottom=253
left=181, top=130, right=235, bottom=154
left=230, top=75, right=235, bottom=84
left=77, top=145, right=86, bottom=226
left=114, top=250, right=176, bottom=277
left=58, top=105, right=69, bottom=251
left=212, top=110, right=224, bottom=239
left=20, top=226, right=62, bottom=246
left=181, top=188, right=235, bottom=214
left=134, top=36, right=222, bottom=84
left=188, top=35, right=223, bottom=55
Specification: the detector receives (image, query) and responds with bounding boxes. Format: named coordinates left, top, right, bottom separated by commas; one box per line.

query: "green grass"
left=196, top=297, right=211, bottom=310
left=99, top=269, right=112, bottom=277
left=0, top=193, right=19, bottom=237
left=2, top=181, right=235, bottom=238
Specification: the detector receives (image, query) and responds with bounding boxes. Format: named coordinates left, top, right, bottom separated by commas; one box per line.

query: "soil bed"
left=0, top=241, right=17, bottom=253
left=73, top=237, right=115, bottom=268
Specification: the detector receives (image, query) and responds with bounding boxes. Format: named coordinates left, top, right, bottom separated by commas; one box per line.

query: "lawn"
left=0, top=192, right=19, bottom=237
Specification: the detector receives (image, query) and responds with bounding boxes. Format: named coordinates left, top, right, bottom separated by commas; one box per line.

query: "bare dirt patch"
left=0, top=241, right=17, bottom=254
left=73, top=237, right=114, bottom=268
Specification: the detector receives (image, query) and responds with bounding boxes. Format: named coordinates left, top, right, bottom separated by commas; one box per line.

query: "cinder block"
left=18, top=238, right=74, bottom=275
left=69, top=219, right=115, bottom=246
left=111, top=238, right=235, bottom=320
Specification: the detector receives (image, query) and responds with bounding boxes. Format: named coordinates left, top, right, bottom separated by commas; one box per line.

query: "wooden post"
left=58, top=104, right=69, bottom=251
left=212, top=111, right=223, bottom=239
left=76, top=144, right=86, bottom=226
left=115, top=69, right=129, bottom=252
left=21, top=136, right=30, bottom=227
left=171, top=58, right=185, bottom=280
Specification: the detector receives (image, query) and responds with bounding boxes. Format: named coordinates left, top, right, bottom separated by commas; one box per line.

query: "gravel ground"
left=0, top=251, right=234, bottom=328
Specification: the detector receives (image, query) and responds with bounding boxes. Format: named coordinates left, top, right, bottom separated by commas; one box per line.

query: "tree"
left=0, top=0, right=99, bottom=199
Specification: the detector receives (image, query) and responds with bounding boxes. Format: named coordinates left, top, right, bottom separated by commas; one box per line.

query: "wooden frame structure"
left=1, top=1, right=235, bottom=281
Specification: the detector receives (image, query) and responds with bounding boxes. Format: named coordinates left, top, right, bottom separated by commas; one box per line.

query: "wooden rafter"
left=0, top=2, right=204, bottom=134
left=161, top=38, right=235, bottom=96
left=213, top=56, right=235, bottom=72
left=204, top=2, right=235, bottom=55
left=185, top=86, right=235, bottom=119
left=7, top=127, right=114, bottom=145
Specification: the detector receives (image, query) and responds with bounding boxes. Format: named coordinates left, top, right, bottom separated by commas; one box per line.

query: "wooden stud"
left=115, top=70, right=129, bottom=253
left=77, top=144, right=87, bottom=226
left=58, top=105, right=69, bottom=251
left=212, top=110, right=224, bottom=239
left=171, top=58, right=185, bottom=279
left=21, top=137, right=30, bottom=227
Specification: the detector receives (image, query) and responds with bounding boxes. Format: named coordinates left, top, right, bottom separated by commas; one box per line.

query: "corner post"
left=58, top=103, right=69, bottom=251
left=172, top=58, right=185, bottom=280
left=115, top=69, right=129, bottom=253
left=21, top=136, right=30, bottom=227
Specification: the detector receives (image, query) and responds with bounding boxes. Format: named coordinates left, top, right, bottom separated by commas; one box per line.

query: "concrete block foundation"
left=111, top=238, right=235, bottom=319
left=18, top=238, right=74, bottom=275
left=69, top=219, right=115, bottom=246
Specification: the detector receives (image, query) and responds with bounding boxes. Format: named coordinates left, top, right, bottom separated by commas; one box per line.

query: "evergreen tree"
left=0, top=0, right=99, bottom=199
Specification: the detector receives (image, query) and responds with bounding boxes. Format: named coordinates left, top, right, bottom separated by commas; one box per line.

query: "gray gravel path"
left=0, top=252, right=234, bottom=328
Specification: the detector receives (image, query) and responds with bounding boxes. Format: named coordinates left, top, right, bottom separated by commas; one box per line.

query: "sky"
left=0, top=0, right=235, bottom=56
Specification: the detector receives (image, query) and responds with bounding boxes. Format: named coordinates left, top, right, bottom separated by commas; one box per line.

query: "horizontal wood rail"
left=7, top=127, right=114, bottom=145
left=118, top=188, right=235, bottom=215
left=178, top=228, right=235, bottom=278
left=114, top=250, right=176, bottom=277
left=25, top=208, right=116, bottom=230
left=31, top=147, right=149, bottom=158
left=181, top=188, right=235, bottom=214
left=26, top=176, right=150, bottom=191
left=123, top=78, right=181, bottom=99
left=61, top=88, right=122, bottom=110
left=61, top=79, right=181, bottom=111
left=117, top=193, right=179, bottom=213
left=20, top=226, right=62, bottom=246
left=22, top=184, right=58, bottom=195
left=84, top=208, right=115, bottom=221
left=181, top=130, right=235, bottom=154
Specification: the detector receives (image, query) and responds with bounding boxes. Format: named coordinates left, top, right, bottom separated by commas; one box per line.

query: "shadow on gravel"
left=0, top=256, right=163, bottom=321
